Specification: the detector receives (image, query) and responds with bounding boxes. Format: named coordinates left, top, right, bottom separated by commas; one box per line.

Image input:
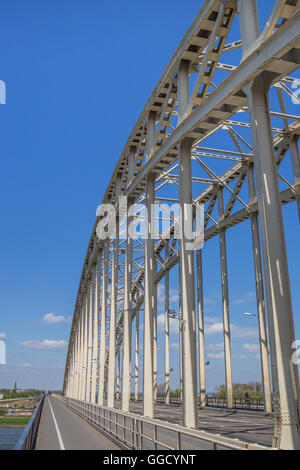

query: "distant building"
left=0, top=393, right=3, bottom=400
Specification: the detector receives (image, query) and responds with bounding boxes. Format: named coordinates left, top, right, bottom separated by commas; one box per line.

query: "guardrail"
left=55, top=395, right=273, bottom=451
left=130, top=394, right=269, bottom=412
left=14, top=394, right=45, bottom=450
left=206, top=396, right=268, bottom=412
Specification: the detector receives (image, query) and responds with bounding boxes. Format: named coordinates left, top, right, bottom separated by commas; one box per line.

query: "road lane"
left=112, top=399, right=274, bottom=447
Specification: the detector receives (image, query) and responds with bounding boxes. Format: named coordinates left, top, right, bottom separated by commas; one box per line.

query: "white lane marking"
left=48, top=397, right=66, bottom=450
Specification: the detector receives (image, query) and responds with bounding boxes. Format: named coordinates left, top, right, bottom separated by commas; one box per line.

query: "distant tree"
left=157, top=384, right=166, bottom=396
left=170, top=389, right=181, bottom=398
left=215, top=383, right=263, bottom=400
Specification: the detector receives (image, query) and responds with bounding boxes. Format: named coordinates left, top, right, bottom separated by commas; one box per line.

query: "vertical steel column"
left=78, top=301, right=84, bottom=401
left=237, top=0, right=259, bottom=60
left=290, top=136, right=300, bottom=221
left=108, top=217, right=119, bottom=408
left=196, top=249, right=206, bottom=408
left=68, top=350, right=72, bottom=397
left=98, top=241, right=109, bottom=406
left=165, top=242, right=170, bottom=405
left=91, top=261, right=100, bottom=403
left=178, top=262, right=183, bottom=402
left=74, top=319, right=79, bottom=399
left=86, top=277, right=94, bottom=402
left=239, top=0, right=300, bottom=449
left=238, top=0, right=300, bottom=447
left=153, top=274, right=158, bottom=402
left=143, top=110, right=156, bottom=418
left=128, top=146, right=136, bottom=185
left=134, top=310, right=139, bottom=401
left=178, top=59, right=190, bottom=124
left=249, top=77, right=300, bottom=448
left=144, top=173, right=155, bottom=418
left=122, top=202, right=133, bottom=412
left=73, top=339, right=77, bottom=398
left=116, top=350, right=120, bottom=400
left=72, top=345, right=76, bottom=398
left=218, top=186, right=233, bottom=409
left=68, top=347, right=73, bottom=398
left=179, top=137, right=198, bottom=428
left=177, top=59, right=190, bottom=408
left=82, top=293, right=89, bottom=401
left=237, top=0, right=278, bottom=406
left=248, top=165, right=272, bottom=413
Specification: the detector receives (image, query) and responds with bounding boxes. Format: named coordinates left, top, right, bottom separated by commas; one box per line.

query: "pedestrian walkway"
left=35, top=395, right=120, bottom=450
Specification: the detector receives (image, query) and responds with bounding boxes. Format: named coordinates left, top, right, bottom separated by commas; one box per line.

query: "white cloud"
left=205, top=317, right=222, bottom=324
left=232, top=355, right=246, bottom=360
left=207, top=352, right=224, bottom=359
left=157, top=314, right=178, bottom=334
left=205, top=322, right=223, bottom=335
left=43, top=313, right=71, bottom=324
left=157, top=284, right=179, bottom=304
left=205, top=321, right=258, bottom=339
left=0, top=333, right=6, bottom=339
left=21, top=340, right=67, bottom=350
left=170, top=342, right=179, bottom=350
left=206, top=343, right=224, bottom=351
left=18, top=363, right=32, bottom=367
left=170, top=291, right=179, bottom=303
left=242, top=343, right=260, bottom=353
left=232, top=292, right=255, bottom=305
left=231, top=325, right=258, bottom=338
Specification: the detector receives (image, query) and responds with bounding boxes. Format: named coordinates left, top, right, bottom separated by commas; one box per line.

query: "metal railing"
left=206, top=396, right=268, bottom=412
left=14, top=394, right=45, bottom=450
left=55, top=395, right=273, bottom=451
left=130, top=394, right=269, bottom=412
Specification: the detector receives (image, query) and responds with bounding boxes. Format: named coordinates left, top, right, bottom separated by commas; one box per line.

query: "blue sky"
left=0, top=1, right=299, bottom=393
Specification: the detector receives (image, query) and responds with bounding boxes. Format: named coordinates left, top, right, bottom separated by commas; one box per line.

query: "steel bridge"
left=61, top=0, right=300, bottom=451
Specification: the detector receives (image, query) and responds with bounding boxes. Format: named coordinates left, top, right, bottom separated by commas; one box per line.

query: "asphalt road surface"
left=112, top=399, right=274, bottom=448
left=35, top=395, right=120, bottom=450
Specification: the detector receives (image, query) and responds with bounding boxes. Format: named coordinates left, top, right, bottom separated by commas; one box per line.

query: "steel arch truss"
left=63, top=0, right=300, bottom=450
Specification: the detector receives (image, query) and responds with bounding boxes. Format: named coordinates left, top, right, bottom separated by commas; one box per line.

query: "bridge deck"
left=35, top=395, right=120, bottom=450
